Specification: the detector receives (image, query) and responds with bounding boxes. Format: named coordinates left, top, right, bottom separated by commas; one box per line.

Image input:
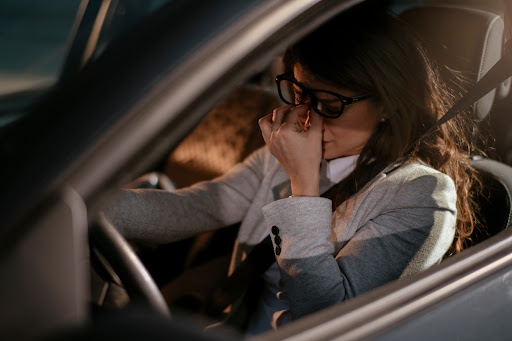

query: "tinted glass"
left=0, top=0, right=172, bottom=130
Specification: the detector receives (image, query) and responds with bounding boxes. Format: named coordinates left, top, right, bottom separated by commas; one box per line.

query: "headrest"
left=399, top=6, right=508, bottom=122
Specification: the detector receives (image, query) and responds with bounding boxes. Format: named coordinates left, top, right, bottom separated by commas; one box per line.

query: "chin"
left=324, top=152, right=339, bottom=161
left=323, top=147, right=340, bottom=160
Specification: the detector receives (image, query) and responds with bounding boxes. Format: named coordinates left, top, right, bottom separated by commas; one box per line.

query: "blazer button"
left=274, top=235, right=281, bottom=245
left=271, top=225, right=280, bottom=235
left=275, top=245, right=281, bottom=256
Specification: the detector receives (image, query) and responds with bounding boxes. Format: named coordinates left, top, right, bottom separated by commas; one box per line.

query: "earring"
left=379, top=117, right=386, bottom=122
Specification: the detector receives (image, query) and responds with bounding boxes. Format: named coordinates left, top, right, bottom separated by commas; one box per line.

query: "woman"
left=103, top=4, right=478, bottom=335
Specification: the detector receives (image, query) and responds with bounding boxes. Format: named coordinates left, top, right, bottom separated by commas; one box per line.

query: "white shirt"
left=246, top=155, right=359, bottom=336
left=319, top=155, right=359, bottom=193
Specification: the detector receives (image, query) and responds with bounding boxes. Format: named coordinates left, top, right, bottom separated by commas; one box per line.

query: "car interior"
left=86, top=0, right=512, bottom=332
left=398, top=4, right=512, bottom=243
left=2, top=0, right=512, bottom=339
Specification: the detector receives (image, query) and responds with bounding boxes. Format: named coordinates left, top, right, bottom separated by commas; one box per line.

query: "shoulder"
left=384, top=161, right=454, bottom=190
left=375, top=161, right=456, bottom=210
left=342, top=161, right=456, bottom=216
left=384, top=160, right=449, bottom=180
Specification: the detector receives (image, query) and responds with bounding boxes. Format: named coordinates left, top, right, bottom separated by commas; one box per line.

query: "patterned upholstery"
left=165, top=85, right=280, bottom=188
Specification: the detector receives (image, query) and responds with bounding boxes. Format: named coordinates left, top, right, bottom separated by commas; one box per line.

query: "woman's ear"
left=376, top=103, right=388, bottom=122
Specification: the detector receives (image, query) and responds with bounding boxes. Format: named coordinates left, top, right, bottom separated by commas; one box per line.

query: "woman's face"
left=293, top=64, right=382, bottom=160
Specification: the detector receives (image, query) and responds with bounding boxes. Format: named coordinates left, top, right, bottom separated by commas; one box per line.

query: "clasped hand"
left=259, top=103, right=323, bottom=197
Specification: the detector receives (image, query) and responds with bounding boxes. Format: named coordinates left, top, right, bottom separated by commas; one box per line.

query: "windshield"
left=0, top=0, right=171, bottom=129
left=0, top=1, right=80, bottom=96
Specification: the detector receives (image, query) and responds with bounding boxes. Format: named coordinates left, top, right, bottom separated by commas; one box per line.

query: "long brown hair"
left=283, top=4, right=480, bottom=254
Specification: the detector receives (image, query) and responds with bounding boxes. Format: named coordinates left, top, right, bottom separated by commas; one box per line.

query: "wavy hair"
left=283, top=4, right=481, bottom=254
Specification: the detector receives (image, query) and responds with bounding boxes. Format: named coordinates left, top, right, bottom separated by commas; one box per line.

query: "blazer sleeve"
left=102, top=147, right=269, bottom=244
left=261, top=172, right=456, bottom=320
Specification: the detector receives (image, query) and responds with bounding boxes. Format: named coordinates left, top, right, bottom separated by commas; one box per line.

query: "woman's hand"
left=259, top=104, right=323, bottom=197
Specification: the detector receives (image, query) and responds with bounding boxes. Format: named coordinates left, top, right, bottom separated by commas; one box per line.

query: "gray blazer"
left=103, top=146, right=456, bottom=319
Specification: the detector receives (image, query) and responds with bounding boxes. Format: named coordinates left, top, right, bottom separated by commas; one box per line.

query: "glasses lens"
left=279, top=79, right=304, bottom=105
left=312, top=90, right=343, bottom=118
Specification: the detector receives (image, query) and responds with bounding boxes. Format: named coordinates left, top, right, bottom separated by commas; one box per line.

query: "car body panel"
left=0, top=188, right=88, bottom=341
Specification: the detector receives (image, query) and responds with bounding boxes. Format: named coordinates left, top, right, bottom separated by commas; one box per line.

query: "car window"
left=0, top=1, right=80, bottom=97
left=90, top=0, right=171, bottom=62
left=0, top=0, right=80, bottom=127
left=0, top=0, right=171, bottom=130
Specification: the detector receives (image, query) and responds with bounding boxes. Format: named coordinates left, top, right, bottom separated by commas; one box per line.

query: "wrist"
left=290, top=177, right=320, bottom=197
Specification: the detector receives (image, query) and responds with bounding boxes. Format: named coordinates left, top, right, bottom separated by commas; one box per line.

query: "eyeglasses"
left=275, top=72, right=371, bottom=119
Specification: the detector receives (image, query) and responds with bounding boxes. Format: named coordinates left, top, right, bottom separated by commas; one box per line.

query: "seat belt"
left=421, top=39, right=512, bottom=139
left=203, top=38, right=512, bottom=319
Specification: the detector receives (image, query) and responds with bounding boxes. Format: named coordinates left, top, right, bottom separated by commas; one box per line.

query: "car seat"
left=399, top=5, right=512, bottom=247
left=165, top=84, right=279, bottom=188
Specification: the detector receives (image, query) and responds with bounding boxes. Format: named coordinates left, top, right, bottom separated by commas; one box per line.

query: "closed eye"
left=316, top=99, right=343, bottom=114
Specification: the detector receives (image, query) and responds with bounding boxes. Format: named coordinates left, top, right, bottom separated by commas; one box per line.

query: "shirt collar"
left=319, top=155, right=359, bottom=192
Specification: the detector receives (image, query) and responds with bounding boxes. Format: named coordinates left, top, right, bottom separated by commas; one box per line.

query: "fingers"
left=295, top=106, right=310, bottom=131
left=272, top=105, right=294, bottom=132
left=260, top=103, right=315, bottom=148
left=258, top=113, right=273, bottom=146
left=277, top=104, right=311, bottom=131
left=307, top=109, right=323, bottom=135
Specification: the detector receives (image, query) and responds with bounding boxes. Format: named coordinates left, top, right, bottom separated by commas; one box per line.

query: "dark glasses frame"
left=275, top=72, right=371, bottom=119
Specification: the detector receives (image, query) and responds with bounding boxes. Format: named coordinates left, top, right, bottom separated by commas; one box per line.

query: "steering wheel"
left=89, top=214, right=171, bottom=317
